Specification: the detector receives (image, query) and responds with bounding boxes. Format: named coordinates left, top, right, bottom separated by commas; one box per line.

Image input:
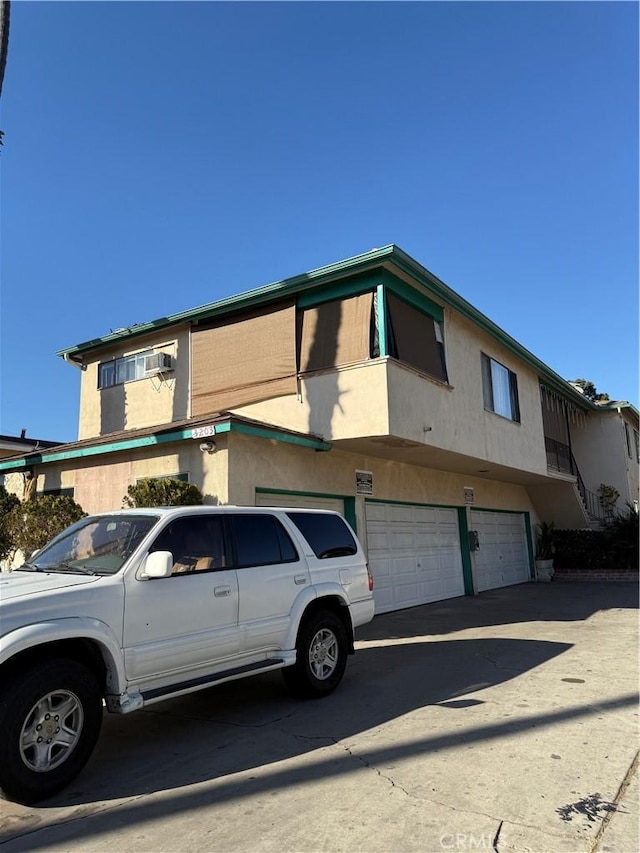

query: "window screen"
left=298, top=293, right=374, bottom=373
left=286, top=512, right=357, bottom=559
left=191, top=301, right=297, bottom=415
left=386, top=293, right=448, bottom=383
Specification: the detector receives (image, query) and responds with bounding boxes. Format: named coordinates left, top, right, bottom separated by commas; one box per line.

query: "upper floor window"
left=481, top=353, right=520, bottom=422
left=634, top=430, right=639, bottom=463
left=385, top=293, right=448, bottom=384
left=99, top=350, right=153, bottom=389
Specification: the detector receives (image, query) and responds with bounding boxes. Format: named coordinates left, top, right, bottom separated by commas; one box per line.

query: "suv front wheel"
left=0, top=659, right=103, bottom=805
left=283, top=609, right=348, bottom=699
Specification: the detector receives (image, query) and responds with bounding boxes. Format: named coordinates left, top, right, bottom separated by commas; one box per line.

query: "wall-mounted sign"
left=356, top=470, right=373, bottom=496
left=192, top=424, right=216, bottom=440
left=464, top=487, right=475, bottom=505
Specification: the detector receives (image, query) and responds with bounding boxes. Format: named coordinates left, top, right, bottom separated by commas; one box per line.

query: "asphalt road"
left=1, top=582, right=638, bottom=853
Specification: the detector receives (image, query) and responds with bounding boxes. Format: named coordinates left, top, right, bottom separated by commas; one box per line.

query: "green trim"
left=0, top=428, right=195, bottom=472
left=255, top=488, right=356, bottom=534
left=0, top=420, right=330, bottom=473
left=376, top=284, right=388, bottom=357
left=58, top=248, right=399, bottom=359
left=457, top=508, right=475, bottom=596
left=523, top=513, right=536, bottom=580
left=57, top=242, right=595, bottom=412
left=296, top=271, right=379, bottom=309
left=380, top=270, right=444, bottom=323
left=219, top=421, right=331, bottom=452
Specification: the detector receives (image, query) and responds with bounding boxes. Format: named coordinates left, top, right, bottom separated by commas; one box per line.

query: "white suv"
left=0, top=507, right=375, bottom=804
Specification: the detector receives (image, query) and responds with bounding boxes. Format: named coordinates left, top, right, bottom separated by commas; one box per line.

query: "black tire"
left=283, top=610, right=348, bottom=699
left=0, top=659, right=103, bottom=805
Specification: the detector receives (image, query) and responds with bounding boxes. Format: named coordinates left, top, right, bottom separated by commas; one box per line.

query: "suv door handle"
left=214, top=585, right=231, bottom=597
left=294, top=575, right=308, bottom=585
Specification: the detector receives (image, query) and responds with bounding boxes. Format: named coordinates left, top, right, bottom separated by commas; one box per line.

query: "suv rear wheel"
left=283, top=610, right=348, bottom=699
left=0, top=659, right=103, bottom=805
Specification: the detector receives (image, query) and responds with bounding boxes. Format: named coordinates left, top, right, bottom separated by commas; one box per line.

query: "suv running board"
left=140, top=658, right=286, bottom=703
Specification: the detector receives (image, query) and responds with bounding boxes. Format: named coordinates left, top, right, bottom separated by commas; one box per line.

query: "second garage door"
left=366, top=501, right=465, bottom=614
left=470, top=510, right=531, bottom=592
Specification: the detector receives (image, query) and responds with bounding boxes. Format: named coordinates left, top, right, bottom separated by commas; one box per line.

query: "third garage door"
left=366, top=501, right=465, bottom=614
left=470, top=510, right=531, bottom=592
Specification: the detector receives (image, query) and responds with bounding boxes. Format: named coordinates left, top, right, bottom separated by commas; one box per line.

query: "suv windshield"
left=27, top=515, right=159, bottom=576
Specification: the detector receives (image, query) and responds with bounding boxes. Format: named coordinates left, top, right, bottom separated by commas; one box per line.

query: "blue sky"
left=1, top=0, right=637, bottom=442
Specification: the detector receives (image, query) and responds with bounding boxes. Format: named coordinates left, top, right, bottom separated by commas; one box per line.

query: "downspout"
left=62, top=353, right=86, bottom=371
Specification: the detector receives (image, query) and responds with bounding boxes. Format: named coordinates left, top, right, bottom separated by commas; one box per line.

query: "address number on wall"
left=192, top=425, right=216, bottom=439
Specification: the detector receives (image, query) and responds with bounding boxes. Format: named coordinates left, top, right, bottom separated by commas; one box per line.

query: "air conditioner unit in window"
left=144, top=352, right=173, bottom=376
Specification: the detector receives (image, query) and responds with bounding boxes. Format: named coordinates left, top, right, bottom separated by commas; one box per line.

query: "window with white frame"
left=481, top=353, right=520, bottom=422
left=98, top=350, right=153, bottom=389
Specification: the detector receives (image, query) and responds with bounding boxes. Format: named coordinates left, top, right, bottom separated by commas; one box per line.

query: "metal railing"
left=544, top=437, right=608, bottom=523
left=545, top=437, right=574, bottom=475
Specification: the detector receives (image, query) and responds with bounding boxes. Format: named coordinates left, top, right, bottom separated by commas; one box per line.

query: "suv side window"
left=286, top=512, right=357, bottom=559
left=150, top=516, right=229, bottom=575
left=230, top=514, right=299, bottom=568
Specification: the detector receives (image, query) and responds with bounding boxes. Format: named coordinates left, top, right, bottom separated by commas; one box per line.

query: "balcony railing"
left=545, top=437, right=574, bottom=475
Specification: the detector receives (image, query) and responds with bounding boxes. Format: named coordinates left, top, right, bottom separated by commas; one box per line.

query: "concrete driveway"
left=1, top=582, right=638, bottom=853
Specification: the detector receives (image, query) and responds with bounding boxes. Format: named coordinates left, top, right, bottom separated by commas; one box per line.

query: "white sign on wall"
left=464, top=487, right=475, bottom=505
left=356, top=470, right=373, bottom=496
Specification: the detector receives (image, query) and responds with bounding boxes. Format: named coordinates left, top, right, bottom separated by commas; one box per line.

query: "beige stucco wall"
left=77, top=327, right=191, bottom=440
left=387, top=311, right=548, bottom=475
left=226, top=431, right=538, bottom=552
left=25, top=437, right=229, bottom=515
left=233, top=360, right=390, bottom=442
left=237, top=310, right=549, bottom=477
left=571, top=408, right=639, bottom=510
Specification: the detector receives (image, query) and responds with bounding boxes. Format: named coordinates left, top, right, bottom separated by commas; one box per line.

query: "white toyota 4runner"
left=0, top=506, right=374, bottom=804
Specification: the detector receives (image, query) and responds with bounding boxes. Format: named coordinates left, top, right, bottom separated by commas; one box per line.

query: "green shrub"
left=554, top=508, right=639, bottom=570
left=123, top=477, right=203, bottom=508
left=5, top=495, right=87, bottom=558
left=0, top=484, right=20, bottom=560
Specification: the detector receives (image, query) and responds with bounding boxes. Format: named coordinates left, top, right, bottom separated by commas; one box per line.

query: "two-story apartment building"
left=1, top=246, right=637, bottom=612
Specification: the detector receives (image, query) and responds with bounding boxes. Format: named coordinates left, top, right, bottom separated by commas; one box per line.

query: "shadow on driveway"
left=359, top=581, right=639, bottom=641
left=1, top=582, right=637, bottom=849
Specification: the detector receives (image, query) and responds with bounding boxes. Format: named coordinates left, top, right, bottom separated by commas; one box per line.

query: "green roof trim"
left=56, top=244, right=599, bottom=410
left=215, top=420, right=330, bottom=451
left=0, top=419, right=331, bottom=473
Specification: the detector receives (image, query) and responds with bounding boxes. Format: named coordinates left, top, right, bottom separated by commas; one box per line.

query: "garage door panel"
left=470, top=510, right=530, bottom=593
left=255, top=492, right=345, bottom=515
left=366, top=502, right=465, bottom=614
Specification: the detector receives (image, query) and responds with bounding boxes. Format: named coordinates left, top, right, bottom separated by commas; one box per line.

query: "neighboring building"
left=0, top=246, right=637, bottom=612
left=0, top=431, right=62, bottom=500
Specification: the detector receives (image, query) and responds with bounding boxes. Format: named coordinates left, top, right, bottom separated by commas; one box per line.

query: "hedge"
left=553, top=522, right=639, bottom=571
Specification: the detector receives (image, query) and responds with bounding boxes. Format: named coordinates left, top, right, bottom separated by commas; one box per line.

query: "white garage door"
left=255, top=492, right=345, bottom=515
left=470, top=510, right=531, bottom=592
left=366, top=502, right=465, bottom=614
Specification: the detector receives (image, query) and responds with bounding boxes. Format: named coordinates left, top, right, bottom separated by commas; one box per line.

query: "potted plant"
left=535, top=521, right=555, bottom=582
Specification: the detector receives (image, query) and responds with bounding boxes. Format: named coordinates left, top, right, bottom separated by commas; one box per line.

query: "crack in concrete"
left=475, top=652, right=523, bottom=674
left=590, top=750, right=639, bottom=853
left=288, top=731, right=576, bottom=844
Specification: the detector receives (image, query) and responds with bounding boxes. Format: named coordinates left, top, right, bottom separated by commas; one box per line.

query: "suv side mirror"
left=143, top=551, right=174, bottom=578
